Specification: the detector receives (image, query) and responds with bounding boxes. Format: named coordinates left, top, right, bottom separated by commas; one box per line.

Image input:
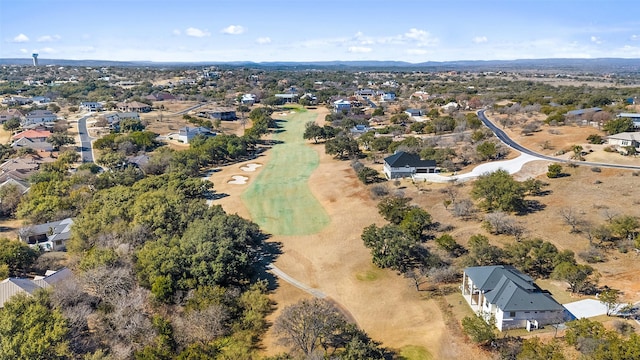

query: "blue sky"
left=1, top=0, right=639, bottom=63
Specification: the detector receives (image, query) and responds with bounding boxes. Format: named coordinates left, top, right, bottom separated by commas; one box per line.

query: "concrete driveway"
left=563, top=299, right=608, bottom=319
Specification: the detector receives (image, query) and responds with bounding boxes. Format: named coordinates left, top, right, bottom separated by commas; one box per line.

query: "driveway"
left=77, top=114, right=94, bottom=163
left=563, top=299, right=608, bottom=319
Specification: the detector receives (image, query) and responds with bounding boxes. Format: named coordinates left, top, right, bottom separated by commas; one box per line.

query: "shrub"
left=591, top=167, right=601, bottom=173
left=578, top=248, right=605, bottom=263
left=369, top=184, right=389, bottom=199
left=547, top=163, right=563, bottom=178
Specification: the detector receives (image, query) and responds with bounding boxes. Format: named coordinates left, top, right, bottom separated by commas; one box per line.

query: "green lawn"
left=241, top=108, right=330, bottom=236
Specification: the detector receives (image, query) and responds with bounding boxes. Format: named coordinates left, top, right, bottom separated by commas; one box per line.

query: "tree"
left=547, top=163, right=563, bottom=178
left=518, top=338, right=566, bottom=360
left=559, top=207, right=584, bottom=233
left=398, top=207, right=432, bottom=240
left=303, top=121, right=324, bottom=143
left=0, top=238, right=39, bottom=276
left=0, top=291, right=71, bottom=359
left=603, top=117, right=633, bottom=135
left=571, top=144, right=584, bottom=161
left=377, top=196, right=412, bottom=224
left=466, top=234, right=504, bottom=266
left=3, top=118, right=20, bottom=131
left=356, top=166, right=382, bottom=184
left=552, top=262, right=595, bottom=294
left=471, top=170, right=525, bottom=212
left=361, top=224, right=422, bottom=272
left=476, top=141, right=498, bottom=161
left=610, top=215, right=639, bottom=241
left=47, top=132, right=75, bottom=150
left=599, top=288, right=621, bottom=316
left=325, top=135, right=360, bottom=159
left=0, top=183, right=23, bottom=217
left=461, top=313, right=496, bottom=345
left=273, top=298, right=347, bottom=357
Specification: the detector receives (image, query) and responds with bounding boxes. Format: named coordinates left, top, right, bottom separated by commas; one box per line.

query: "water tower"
left=32, top=53, right=38, bottom=67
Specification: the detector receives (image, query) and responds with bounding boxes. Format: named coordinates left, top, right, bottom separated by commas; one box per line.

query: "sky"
left=1, top=0, right=639, bottom=63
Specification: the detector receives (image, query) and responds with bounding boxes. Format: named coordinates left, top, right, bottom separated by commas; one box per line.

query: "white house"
left=241, top=94, right=256, bottom=106
left=462, top=265, right=565, bottom=331
left=173, top=126, right=216, bottom=144
left=19, top=218, right=74, bottom=252
left=380, top=92, right=396, bottom=102
left=333, top=99, right=351, bottom=113
left=383, top=151, right=437, bottom=179
left=616, top=113, right=640, bottom=129
left=606, top=132, right=640, bottom=150
left=80, top=101, right=103, bottom=112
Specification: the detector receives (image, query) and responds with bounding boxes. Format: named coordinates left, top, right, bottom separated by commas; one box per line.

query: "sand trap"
left=240, top=163, right=262, bottom=172
left=228, top=175, right=248, bottom=185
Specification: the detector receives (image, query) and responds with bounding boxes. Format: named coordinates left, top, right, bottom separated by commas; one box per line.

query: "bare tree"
left=173, top=304, right=230, bottom=346
left=451, top=198, right=477, bottom=220
left=559, top=207, right=584, bottom=233
left=274, top=298, right=347, bottom=357
left=81, top=266, right=134, bottom=304
left=403, top=266, right=428, bottom=291
left=483, top=211, right=524, bottom=239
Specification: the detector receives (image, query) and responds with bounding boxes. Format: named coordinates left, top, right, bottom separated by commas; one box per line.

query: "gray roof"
left=384, top=151, right=436, bottom=168
left=617, top=113, right=640, bottom=119
left=21, top=218, right=73, bottom=242
left=565, top=107, right=602, bottom=116
left=465, top=265, right=563, bottom=312
left=1, top=268, right=73, bottom=307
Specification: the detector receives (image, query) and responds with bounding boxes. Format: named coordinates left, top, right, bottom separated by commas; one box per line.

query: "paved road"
left=478, top=109, right=640, bottom=171
left=266, top=263, right=327, bottom=299
left=77, top=115, right=94, bottom=163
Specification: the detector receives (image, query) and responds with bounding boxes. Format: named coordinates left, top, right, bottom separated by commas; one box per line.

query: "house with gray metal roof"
left=462, top=265, right=565, bottom=331
left=0, top=268, right=73, bottom=308
left=383, top=151, right=437, bottom=179
left=19, top=218, right=73, bottom=252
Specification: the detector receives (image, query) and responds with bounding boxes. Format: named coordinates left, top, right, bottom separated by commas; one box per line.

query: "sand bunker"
left=228, top=175, right=248, bottom=185
left=240, top=163, right=262, bottom=172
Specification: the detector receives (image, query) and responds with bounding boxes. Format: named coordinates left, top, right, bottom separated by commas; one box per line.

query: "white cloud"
left=406, top=49, right=428, bottom=55
left=39, top=47, right=56, bottom=54
left=173, top=29, right=181, bottom=35
left=473, top=36, right=488, bottom=44
left=12, top=33, right=29, bottom=43
left=403, top=28, right=437, bottom=46
left=19, top=48, right=28, bottom=53
left=221, top=25, right=246, bottom=35
left=185, top=27, right=211, bottom=38
left=590, top=36, right=602, bottom=44
left=348, top=46, right=372, bottom=53
left=37, top=34, right=60, bottom=42
left=256, top=37, right=271, bottom=44
left=631, top=34, right=639, bottom=41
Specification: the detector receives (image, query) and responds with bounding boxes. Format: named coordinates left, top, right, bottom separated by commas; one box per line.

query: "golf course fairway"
left=241, top=108, right=330, bottom=235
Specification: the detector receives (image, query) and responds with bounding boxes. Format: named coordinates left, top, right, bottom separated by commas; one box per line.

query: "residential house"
left=354, top=89, right=375, bottom=97
left=0, top=268, right=73, bottom=308
left=333, top=99, right=351, bottom=113
left=404, top=109, right=424, bottom=117
left=565, top=107, right=602, bottom=119
left=299, top=93, right=318, bottom=105
left=616, top=113, right=640, bottom=129
left=241, top=94, right=257, bottom=106
left=350, top=124, right=372, bottom=136
left=461, top=265, right=565, bottom=331
left=380, top=92, right=396, bottom=102
left=23, top=110, right=57, bottom=127
left=79, top=101, right=103, bottom=112
left=116, top=101, right=151, bottom=113
left=11, top=137, right=54, bottom=152
left=0, top=177, right=30, bottom=195
left=11, top=129, right=52, bottom=142
left=410, top=91, right=430, bottom=101
left=31, top=96, right=51, bottom=105
left=208, top=108, right=237, bottom=121
left=383, top=151, right=437, bottom=179
left=145, top=92, right=176, bottom=102
left=275, top=93, right=299, bottom=103
left=441, top=102, right=459, bottom=112
left=0, top=109, right=25, bottom=124
left=172, top=126, right=216, bottom=144
left=2, top=96, right=32, bottom=106
left=606, top=132, right=640, bottom=150
left=19, top=218, right=74, bottom=252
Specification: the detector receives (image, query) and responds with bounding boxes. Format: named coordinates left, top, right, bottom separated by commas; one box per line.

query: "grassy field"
left=241, top=108, right=330, bottom=236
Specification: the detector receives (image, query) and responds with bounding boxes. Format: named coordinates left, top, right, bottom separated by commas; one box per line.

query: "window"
left=509, top=311, right=516, bottom=317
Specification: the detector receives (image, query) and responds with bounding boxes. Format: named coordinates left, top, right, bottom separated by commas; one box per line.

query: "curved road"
left=77, top=114, right=94, bottom=163
left=478, top=109, right=640, bottom=171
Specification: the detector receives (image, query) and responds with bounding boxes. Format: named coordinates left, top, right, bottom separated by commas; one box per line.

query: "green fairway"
left=241, top=108, right=330, bottom=235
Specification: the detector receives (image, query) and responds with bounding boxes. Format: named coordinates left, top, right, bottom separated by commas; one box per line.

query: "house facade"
left=383, top=151, right=436, bottom=179
left=462, top=265, right=565, bottom=331
left=19, top=218, right=74, bottom=251
left=0, top=109, right=25, bottom=124
left=616, top=113, right=640, bottom=129
left=117, top=101, right=151, bottom=113
left=23, top=110, right=57, bottom=127
left=333, top=99, right=351, bottom=113
left=606, top=132, right=640, bottom=149
left=80, top=101, right=103, bottom=112
left=173, top=126, right=215, bottom=143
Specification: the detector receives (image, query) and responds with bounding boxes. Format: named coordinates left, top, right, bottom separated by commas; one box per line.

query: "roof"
left=565, top=107, right=602, bottom=116
left=405, top=109, right=423, bottom=116
left=26, top=110, right=56, bottom=118
left=11, top=129, right=52, bottom=140
left=606, top=132, right=640, bottom=141
left=617, top=113, right=640, bottom=119
left=384, top=151, right=436, bottom=168
left=1, top=268, right=73, bottom=307
left=21, top=218, right=74, bottom=242
left=464, top=265, right=564, bottom=312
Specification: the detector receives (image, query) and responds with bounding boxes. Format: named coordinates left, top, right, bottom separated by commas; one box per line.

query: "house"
left=11, top=129, right=52, bottom=142
left=606, top=132, right=640, bottom=149
left=355, top=89, right=375, bottom=97
left=299, top=93, right=318, bottom=105
left=410, top=91, right=430, bottom=101
left=79, top=101, right=103, bottom=112
left=11, top=137, right=54, bottom=152
left=173, top=126, right=216, bottom=144
left=462, top=265, right=565, bottom=331
left=441, top=102, right=459, bottom=112
left=383, top=151, right=437, bottom=179
left=23, top=110, right=57, bottom=127
left=333, top=99, right=351, bottom=113
left=565, top=107, right=602, bottom=118
left=241, top=94, right=257, bottom=106
left=116, top=101, right=151, bottom=113
left=2, top=96, right=32, bottom=106
left=208, top=109, right=237, bottom=121
left=380, top=92, right=396, bottom=102
left=0, top=268, right=73, bottom=308
left=616, top=113, right=640, bottom=129
left=145, top=92, right=176, bottom=102
left=19, top=218, right=74, bottom=252
left=31, top=96, right=51, bottom=105
left=350, top=124, right=372, bottom=136
left=404, top=109, right=424, bottom=117
left=275, top=93, right=299, bottom=103
left=0, top=109, right=25, bottom=124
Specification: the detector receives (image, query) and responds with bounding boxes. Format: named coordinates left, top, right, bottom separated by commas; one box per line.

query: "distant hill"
left=1, top=57, right=639, bottom=73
